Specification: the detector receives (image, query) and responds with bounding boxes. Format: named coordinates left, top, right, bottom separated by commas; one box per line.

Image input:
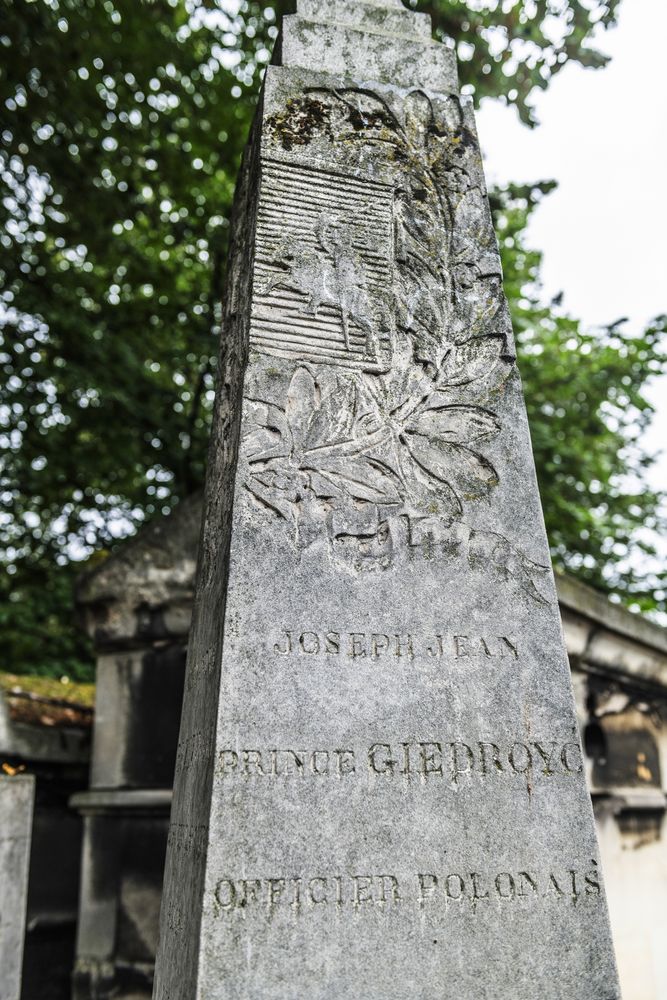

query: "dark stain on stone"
left=266, top=97, right=331, bottom=150
left=345, top=105, right=394, bottom=133
left=452, top=126, right=477, bottom=154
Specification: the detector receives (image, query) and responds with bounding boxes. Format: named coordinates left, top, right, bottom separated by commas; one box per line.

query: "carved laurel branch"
left=254, top=88, right=550, bottom=601
left=242, top=365, right=550, bottom=602
left=244, top=363, right=499, bottom=530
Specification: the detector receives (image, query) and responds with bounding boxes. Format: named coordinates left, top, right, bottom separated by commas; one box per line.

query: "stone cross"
left=0, top=775, right=35, bottom=1000
left=154, top=2, right=621, bottom=997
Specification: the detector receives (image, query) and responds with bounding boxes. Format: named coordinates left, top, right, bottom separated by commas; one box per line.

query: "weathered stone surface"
left=0, top=775, right=35, bottom=1000
left=154, top=2, right=620, bottom=997
left=279, top=16, right=457, bottom=91
left=77, top=491, right=201, bottom=648
left=298, top=0, right=432, bottom=39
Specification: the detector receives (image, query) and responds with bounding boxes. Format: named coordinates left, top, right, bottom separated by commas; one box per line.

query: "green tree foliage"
left=0, top=0, right=662, bottom=678
left=421, top=0, right=621, bottom=125
left=493, top=183, right=666, bottom=609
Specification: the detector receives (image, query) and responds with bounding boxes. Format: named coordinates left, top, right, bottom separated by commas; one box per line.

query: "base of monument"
left=72, top=958, right=153, bottom=1000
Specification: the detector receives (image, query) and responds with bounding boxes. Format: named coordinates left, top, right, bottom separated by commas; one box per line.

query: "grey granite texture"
left=297, top=0, right=432, bottom=39
left=278, top=16, right=457, bottom=92
left=153, top=1, right=621, bottom=997
left=0, top=775, right=35, bottom=1000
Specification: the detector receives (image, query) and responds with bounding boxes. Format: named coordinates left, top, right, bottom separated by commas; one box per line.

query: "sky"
left=475, top=0, right=667, bottom=492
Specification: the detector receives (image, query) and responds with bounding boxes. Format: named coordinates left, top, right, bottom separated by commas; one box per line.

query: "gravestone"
left=154, top=2, right=621, bottom=997
left=0, top=774, right=35, bottom=1000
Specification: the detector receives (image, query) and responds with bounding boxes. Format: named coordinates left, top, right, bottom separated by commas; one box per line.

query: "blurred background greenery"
left=1, top=0, right=664, bottom=680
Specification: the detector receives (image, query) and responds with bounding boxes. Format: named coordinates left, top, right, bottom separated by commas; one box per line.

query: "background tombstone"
left=71, top=493, right=198, bottom=999
left=0, top=675, right=89, bottom=1000
left=154, top=1, right=621, bottom=997
left=0, top=774, right=35, bottom=1000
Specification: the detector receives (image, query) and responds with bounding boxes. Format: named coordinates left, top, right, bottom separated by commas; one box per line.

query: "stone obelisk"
left=154, top=2, right=620, bottom=997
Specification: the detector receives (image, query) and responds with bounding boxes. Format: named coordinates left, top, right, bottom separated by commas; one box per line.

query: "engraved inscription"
left=212, top=865, right=602, bottom=916
left=272, top=629, right=518, bottom=660
left=216, top=740, right=583, bottom=782
left=219, top=748, right=356, bottom=778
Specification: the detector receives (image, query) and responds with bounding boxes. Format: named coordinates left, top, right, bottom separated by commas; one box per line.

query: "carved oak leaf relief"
left=242, top=361, right=550, bottom=600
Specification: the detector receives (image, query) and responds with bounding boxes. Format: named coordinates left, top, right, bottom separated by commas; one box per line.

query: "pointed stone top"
left=279, top=0, right=458, bottom=92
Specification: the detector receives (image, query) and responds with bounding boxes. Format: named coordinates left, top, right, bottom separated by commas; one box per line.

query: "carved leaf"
left=452, top=278, right=502, bottom=341
left=334, top=89, right=398, bottom=132
left=404, top=433, right=499, bottom=500
left=244, top=428, right=284, bottom=463
left=377, top=338, right=434, bottom=418
left=305, top=453, right=402, bottom=505
left=438, top=336, right=504, bottom=387
left=305, top=426, right=391, bottom=463
left=252, top=467, right=305, bottom=503
left=286, top=367, right=317, bottom=459
left=403, top=90, right=434, bottom=149
left=308, top=470, right=343, bottom=499
left=399, top=446, right=462, bottom=519
left=245, top=476, right=296, bottom=524
left=395, top=264, right=450, bottom=370
left=245, top=399, right=291, bottom=436
left=304, top=378, right=354, bottom=451
left=244, top=400, right=291, bottom=462
left=469, top=529, right=551, bottom=606
left=406, top=405, right=501, bottom=445
left=440, top=94, right=465, bottom=134
left=355, top=407, right=384, bottom=437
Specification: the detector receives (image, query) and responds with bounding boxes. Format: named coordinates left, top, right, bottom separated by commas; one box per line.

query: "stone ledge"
left=70, top=788, right=172, bottom=814
left=279, top=16, right=458, bottom=92
left=557, top=572, right=667, bottom=657
left=297, top=0, right=432, bottom=41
